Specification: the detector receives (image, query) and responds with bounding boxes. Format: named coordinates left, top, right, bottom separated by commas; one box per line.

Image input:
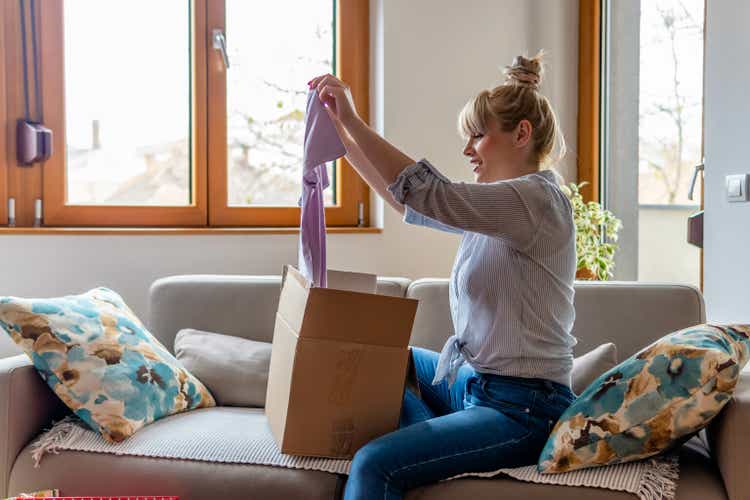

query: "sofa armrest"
left=708, top=367, right=750, bottom=500
left=0, top=355, right=67, bottom=498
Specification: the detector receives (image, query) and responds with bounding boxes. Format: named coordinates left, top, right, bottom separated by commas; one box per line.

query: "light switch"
left=728, top=178, right=742, bottom=197
left=726, top=174, right=749, bottom=202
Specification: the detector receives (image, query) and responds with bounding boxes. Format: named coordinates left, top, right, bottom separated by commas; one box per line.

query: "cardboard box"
left=265, top=265, right=419, bottom=459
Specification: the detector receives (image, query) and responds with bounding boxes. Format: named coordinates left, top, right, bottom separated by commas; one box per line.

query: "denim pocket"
left=533, top=388, right=574, bottom=434
left=477, top=379, right=534, bottom=425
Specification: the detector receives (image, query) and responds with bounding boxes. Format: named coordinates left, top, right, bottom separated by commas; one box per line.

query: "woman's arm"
left=334, top=124, right=405, bottom=215
left=312, top=74, right=515, bottom=239
left=341, top=117, right=415, bottom=186
left=312, top=74, right=415, bottom=187
left=337, top=121, right=463, bottom=235
left=386, top=159, right=544, bottom=247
left=333, top=109, right=535, bottom=242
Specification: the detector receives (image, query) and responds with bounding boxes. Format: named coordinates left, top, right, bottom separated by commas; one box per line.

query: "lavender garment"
left=298, top=90, right=346, bottom=287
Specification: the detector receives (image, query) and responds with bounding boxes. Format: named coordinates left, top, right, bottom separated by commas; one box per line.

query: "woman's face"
left=462, top=118, right=534, bottom=183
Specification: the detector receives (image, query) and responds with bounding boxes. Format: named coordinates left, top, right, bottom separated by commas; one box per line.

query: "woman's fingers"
left=309, top=75, right=358, bottom=125
left=307, top=75, right=323, bottom=89
left=311, top=73, right=338, bottom=87
left=309, top=73, right=346, bottom=94
left=316, top=77, right=344, bottom=98
left=318, top=84, right=340, bottom=109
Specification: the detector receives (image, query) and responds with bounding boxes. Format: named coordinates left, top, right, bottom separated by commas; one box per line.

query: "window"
left=1, top=0, right=369, bottom=228
left=635, top=0, right=703, bottom=286
left=580, top=0, right=704, bottom=286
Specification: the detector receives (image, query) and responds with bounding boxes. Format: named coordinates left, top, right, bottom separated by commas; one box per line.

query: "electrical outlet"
left=726, top=174, right=749, bottom=202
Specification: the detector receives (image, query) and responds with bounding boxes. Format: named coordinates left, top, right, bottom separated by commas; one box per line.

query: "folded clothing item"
left=298, top=89, right=346, bottom=288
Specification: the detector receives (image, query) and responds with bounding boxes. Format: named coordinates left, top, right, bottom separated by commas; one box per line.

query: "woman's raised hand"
left=308, top=74, right=360, bottom=127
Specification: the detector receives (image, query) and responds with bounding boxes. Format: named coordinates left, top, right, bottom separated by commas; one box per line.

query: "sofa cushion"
left=538, top=324, right=750, bottom=473
left=406, top=436, right=725, bottom=500
left=7, top=436, right=723, bottom=500
left=571, top=343, right=618, bottom=395
left=405, top=280, right=705, bottom=361
left=175, top=329, right=271, bottom=407
left=8, top=409, right=341, bottom=500
left=0, top=287, right=215, bottom=443
left=9, top=447, right=341, bottom=500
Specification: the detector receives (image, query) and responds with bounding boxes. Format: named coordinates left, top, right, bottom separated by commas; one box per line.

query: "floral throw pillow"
left=4, top=489, right=59, bottom=499
left=538, top=324, right=749, bottom=473
left=0, top=287, right=215, bottom=443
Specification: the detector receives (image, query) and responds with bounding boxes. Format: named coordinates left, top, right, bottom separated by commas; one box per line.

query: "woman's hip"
left=465, top=372, right=575, bottom=433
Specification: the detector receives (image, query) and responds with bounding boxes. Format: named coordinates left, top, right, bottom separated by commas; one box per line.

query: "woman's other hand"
left=308, top=74, right=360, bottom=127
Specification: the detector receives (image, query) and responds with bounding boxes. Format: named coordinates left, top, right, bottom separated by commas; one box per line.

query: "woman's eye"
left=472, top=133, right=483, bottom=139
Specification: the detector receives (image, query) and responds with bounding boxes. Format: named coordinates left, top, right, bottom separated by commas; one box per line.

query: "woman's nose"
left=463, top=140, right=474, bottom=156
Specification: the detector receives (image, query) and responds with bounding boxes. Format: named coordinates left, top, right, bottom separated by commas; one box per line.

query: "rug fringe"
left=637, top=454, right=680, bottom=500
left=30, top=416, right=84, bottom=468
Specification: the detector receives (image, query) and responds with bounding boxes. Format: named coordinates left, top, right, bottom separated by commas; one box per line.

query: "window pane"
left=226, top=0, right=335, bottom=207
left=637, top=0, right=703, bottom=284
left=64, top=1, right=191, bottom=206
left=638, top=0, right=704, bottom=205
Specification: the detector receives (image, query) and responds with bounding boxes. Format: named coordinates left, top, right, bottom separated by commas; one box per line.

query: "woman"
left=309, top=52, right=578, bottom=499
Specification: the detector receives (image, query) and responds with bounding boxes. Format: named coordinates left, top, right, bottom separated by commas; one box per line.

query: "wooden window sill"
left=0, top=227, right=383, bottom=235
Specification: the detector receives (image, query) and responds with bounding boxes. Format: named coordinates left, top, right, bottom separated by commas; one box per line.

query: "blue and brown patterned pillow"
left=538, top=324, right=750, bottom=473
left=0, top=287, right=215, bottom=443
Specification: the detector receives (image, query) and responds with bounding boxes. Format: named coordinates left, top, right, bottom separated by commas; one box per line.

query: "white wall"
left=703, top=1, right=750, bottom=323
left=0, top=0, right=579, bottom=354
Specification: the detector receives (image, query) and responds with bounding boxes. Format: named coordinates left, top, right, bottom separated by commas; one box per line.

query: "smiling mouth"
left=471, top=162, right=482, bottom=173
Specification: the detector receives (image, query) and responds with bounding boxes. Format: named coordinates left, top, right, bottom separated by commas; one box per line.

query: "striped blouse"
left=388, top=159, right=578, bottom=388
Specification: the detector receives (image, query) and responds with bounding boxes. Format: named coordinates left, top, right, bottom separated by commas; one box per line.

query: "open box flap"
left=277, top=265, right=311, bottom=334
left=301, top=288, right=418, bottom=348
left=326, top=269, right=377, bottom=294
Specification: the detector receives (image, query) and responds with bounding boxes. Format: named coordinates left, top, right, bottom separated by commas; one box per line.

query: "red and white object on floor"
left=9, top=497, right=178, bottom=500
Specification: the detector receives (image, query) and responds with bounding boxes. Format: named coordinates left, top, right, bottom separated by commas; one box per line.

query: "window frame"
left=0, top=1, right=8, bottom=226
left=3, top=0, right=45, bottom=228
left=3, top=0, right=370, bottom=228
left=39, top=0, right=208, bottom=227
left=587, top=0, right=706, bottom=288
left=577, top=0, right=602, bottom=204
left=206, top=0, right=369, bottom=227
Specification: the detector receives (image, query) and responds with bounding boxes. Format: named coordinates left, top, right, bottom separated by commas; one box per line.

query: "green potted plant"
left=561, top=182, right=622, bottom=280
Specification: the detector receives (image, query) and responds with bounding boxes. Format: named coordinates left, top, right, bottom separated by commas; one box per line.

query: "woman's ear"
left=513, top=119, right=533, bottom=148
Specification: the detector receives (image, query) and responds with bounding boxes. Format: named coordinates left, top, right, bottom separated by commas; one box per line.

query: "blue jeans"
left=343, top=347, right=575, bottom=500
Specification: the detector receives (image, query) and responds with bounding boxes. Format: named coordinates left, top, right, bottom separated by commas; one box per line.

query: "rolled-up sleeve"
left=403, top=205, right=463, bottom=235
left=387, top=159, right=546, bottom=248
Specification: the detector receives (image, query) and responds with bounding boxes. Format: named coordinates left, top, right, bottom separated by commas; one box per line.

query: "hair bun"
left=504, top=51, right=545, bottom=90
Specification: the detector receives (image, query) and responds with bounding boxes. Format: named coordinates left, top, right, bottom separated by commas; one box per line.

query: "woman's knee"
left=349, top=435, right=397, bottom=480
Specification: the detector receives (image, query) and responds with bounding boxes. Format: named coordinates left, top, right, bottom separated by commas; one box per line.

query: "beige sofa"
left=1, top=276, right=746, bottom=499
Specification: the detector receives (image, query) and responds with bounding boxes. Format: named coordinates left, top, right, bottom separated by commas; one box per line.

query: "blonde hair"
left=458, top=50, right=566, bottom=171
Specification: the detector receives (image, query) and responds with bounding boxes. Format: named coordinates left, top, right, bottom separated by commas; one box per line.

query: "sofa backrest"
left=147, top=275, right=411, bottom=352
left=148, top=275, right=705, bottom=360
left=407, top=279, right=706, bottom=360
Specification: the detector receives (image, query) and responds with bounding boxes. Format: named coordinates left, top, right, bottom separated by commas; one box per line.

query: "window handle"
left=212, top=29, right=230, bottom=69
left=688, top=161, right=704, bottom=201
